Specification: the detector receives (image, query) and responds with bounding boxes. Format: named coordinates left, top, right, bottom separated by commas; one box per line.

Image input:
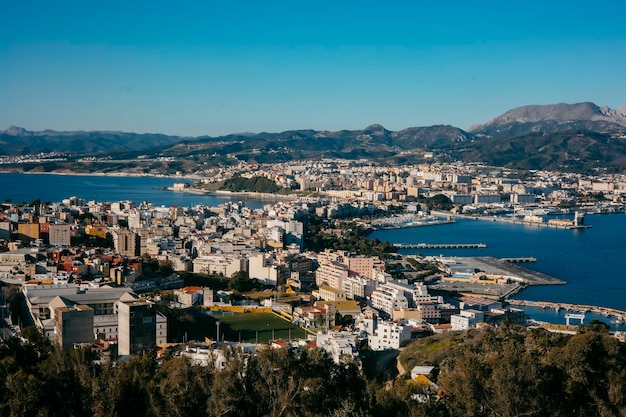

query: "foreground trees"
left=401, top=323, right=626, bottom=417
left=1, top=323, right=625, bottom=416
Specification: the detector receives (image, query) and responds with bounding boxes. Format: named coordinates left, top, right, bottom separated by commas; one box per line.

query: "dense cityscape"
left=3, top=0, right=626, bottom=415
left=1, top=158, right=626, bottom=415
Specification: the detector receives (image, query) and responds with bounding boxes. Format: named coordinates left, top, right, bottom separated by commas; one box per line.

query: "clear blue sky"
left=1, top=1, right=625, bottom=136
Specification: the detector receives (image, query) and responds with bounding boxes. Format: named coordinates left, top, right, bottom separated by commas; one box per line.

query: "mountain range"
left=2, top=102, right=626, bottom=174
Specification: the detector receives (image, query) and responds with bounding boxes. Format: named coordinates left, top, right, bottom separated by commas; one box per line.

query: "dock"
left=456, top=257, right=565, bottom=286
left=430, top=210, right=592, bottom=229
left=501, top=257, right=537, bottom=263
left=426, top=256, right=565, bottom=301
left=394, top=243, right=486, bottom=249
left=508, top=299, right=626, bottom=323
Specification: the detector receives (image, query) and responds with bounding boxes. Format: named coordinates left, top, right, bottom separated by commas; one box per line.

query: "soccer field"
left=209, top=312, right=309, bottom=343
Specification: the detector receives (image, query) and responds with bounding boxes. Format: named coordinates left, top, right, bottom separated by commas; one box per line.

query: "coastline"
left=0, top=169, right=202, bottom=181
left=167, top=187, right=296, bottom=200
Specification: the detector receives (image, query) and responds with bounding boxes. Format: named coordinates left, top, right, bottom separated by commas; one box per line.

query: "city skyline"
left=2, top=1, right=625, bottom=136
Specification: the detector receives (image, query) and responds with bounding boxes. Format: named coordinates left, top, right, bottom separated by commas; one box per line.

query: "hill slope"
left=469, top=102, right=626, bottom=137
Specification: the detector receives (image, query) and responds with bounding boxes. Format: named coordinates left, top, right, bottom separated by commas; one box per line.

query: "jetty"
left=394, top=243, right=486, bottom=249
left=458, top=257, right=565, bottom=286
left=508, top=299, right=626, bottom=324
left=501, top=257, right=537, bottom=263
left=430, top=210, right=592, bottom=229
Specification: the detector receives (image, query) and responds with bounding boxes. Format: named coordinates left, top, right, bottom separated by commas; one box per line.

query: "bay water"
left=0, top=172, right=270, bottom=209
left=370, top=214, right=626, bottom=317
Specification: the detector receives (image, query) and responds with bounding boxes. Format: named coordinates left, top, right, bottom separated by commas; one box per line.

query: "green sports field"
left=209, top=312, right=310, bottom=343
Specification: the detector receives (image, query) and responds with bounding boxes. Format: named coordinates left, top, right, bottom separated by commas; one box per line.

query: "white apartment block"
left=384, top=280, right=438, bottom=308
left=248, top=252, right=281, bottom=286
left=341, top=275, right=378, bottom=300
left=369, top=284, right=408, bottom=317
left=451, top=309, right=485, bottom=331
left=368, top=320, right=412, bottom=351
left=192, top=255, right=246, bottom=277
left=372, top=267, right=392, bottom=283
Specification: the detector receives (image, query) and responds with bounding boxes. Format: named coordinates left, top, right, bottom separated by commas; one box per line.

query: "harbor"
left=508, top=300, right=626, bottom=332
left=369, top=213, right=455, bottom=230
left=426, top=256, right=565, bottom=301
left=431, top=210, right=592, bottom=229
left=394, top=243, right=486, bottom=249
left=508, top=299, right=626, bottom=323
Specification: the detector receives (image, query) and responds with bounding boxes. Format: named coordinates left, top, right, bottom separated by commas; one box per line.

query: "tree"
left=228, top=271, right=254, bottom=293
left=149, top=356, right=212, bottom=417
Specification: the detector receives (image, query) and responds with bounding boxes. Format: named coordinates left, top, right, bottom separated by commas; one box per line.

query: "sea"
left=2, top=172, right=626, bottom=327
left=0, top=172, right=272, bottom=210
left=369, top=213, right=626, bottom=329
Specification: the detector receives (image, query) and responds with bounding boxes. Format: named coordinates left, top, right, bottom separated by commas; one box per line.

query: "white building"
left=369, top=283, right=408, bottom=317
left=450, top=309, right=485, bottom=331
left=248, top=252, right=281, bottom=286
left=384, top=280, right=438, bottom=308
left=192, top=254, right=246, bottom=277
left=341, top=275, right=378, bottom=300
left=368, top=320, right=412, bottom=351
left=316, top=331, right=359, bottom=364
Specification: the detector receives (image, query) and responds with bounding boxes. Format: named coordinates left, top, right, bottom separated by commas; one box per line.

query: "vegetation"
left=221, top=175, right=282, bottom=193
left=423, top=194, right=453, bottom=211
left=304, top=217, right=397, bottom=257
left=399, top=323, right=626, bottom=417
left=461, top=130, right=626, bottom=173
left=0, top=323, right=625, bottom=416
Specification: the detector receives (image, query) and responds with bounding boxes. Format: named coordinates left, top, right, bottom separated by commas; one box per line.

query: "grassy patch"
left=208, top=312, right=309, bottom=344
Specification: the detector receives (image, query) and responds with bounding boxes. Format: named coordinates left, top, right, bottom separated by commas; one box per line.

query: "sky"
left=1, top=1, right=626, bottom=137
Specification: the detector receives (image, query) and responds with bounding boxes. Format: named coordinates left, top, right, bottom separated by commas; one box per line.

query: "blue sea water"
left=0, top=173, right=270, bottom=209
left=369, top=214, right=626, bottom=313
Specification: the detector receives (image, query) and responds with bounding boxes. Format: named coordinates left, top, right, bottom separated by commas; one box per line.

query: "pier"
left=501, top=257, right=537, bottom=263
left=430, top=210, right=592, bottom=229
left=394, top=243, right=486, bottom=249
left=508, top=299, right=626, bottom=324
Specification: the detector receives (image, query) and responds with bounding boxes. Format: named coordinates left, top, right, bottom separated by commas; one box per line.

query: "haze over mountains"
left=2, top=102, right=626, bottom=173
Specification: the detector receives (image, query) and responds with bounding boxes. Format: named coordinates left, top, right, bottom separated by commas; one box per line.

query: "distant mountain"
left=5, top=101, right=626, bottom=174
left=0, top=127, right=185, bottom=155
left=469, top=102, right=626, bottom=137
left=157, top=124, right=476, bottom=163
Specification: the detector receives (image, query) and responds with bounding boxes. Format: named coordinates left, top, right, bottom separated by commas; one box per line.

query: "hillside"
left=460, top=129, right=626, bottom=173
left=0, top=127, right=184, bottom=155
left=469, top=102, right=626, bottom=137
left=4, top=101, right=626, bottom=174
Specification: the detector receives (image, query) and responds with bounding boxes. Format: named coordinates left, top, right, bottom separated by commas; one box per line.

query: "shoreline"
left=509, top=299, right=626, bottom=323
left=0, top=170, right=203, bottom=181
left=168, top=187, right=297, bottom=200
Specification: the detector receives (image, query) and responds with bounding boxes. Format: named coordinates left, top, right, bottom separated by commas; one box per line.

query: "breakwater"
left=394, top=243, right=486, bottom=249
left=508, top=299, right=626, bottom=324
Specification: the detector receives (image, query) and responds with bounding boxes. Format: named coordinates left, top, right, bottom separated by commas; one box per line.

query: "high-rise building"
left=116, top=294, right=156, bottom=356
left=112, top=228, right=140, bottom=257
left=52, top=299, right=94, bottom=350
left=49, top=222, right=71, bottom=246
